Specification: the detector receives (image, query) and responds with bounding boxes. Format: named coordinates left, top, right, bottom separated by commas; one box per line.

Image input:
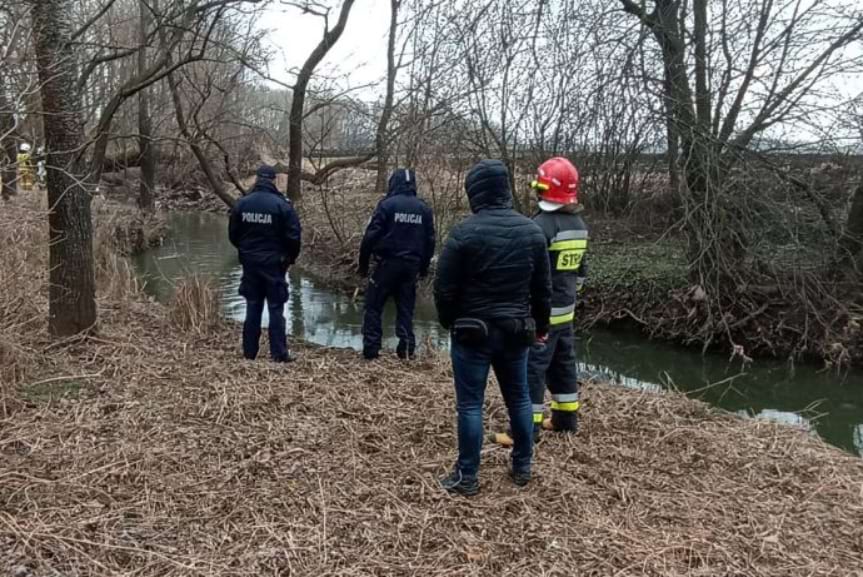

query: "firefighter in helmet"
left=17, top=143, right=33, bottom=192
left=495, top=157, right=588, bottom=444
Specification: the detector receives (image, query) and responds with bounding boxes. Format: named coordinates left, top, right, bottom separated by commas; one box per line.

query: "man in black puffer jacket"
left=229, top=165, right=302, bottom=363
left=434, top=159, right=551, bottom=496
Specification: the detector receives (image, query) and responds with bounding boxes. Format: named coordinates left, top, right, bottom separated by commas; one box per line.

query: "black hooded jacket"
left=359, top=169, right=435, bottom=273
left=434, top=160, right=552, bottom=334
left=228, top=178, right=302, bottom=269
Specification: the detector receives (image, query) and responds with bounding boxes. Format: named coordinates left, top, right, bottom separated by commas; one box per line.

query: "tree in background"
left=374, top=0, right=400, bottom=195
left=30, top=0, right=97, bottom=336
left=620, top=0, right=863, bottom=280
left=286, top=0, right=357, bottom=201
left=136, top=0, right=156, bottom=212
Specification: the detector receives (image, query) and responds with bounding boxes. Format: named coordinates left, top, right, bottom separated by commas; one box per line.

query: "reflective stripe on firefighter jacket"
left=533, top=210, right=589, bottom=327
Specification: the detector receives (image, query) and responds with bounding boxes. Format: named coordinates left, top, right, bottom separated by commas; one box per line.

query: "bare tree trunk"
left=0, top=75, right=17, bottom=201
left=137, top=0, right=156, bottom=212
left=375, top=0, right=399, bottom=194
left=286, top=0, right=356, bottom=201
left=31, top=0, right=97, bottom=336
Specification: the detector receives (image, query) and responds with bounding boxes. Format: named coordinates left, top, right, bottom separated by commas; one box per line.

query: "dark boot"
left=439, top=468, right=479, bottom=497
left=362, top=348, right=380, bottom=361
left=273, top=352, right=296, bottom=363
left=548, top=412, right=578, bottom=434
left=396, top=341, right=416, bottom=360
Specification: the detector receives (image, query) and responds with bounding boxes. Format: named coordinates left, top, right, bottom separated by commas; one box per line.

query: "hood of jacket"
left=250, top=177, right=281, bottom=196
left=387, top=168, right=418, bottom=197
left=464, top=159, right=513, bottom=212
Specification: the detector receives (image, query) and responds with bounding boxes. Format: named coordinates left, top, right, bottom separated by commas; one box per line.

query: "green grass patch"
left=590, top=239, right=689, bottom=291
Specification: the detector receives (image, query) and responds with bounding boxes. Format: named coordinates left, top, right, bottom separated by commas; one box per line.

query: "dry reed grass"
left=0, top=197, right=47, bottom=409
left=168, top=274, right=224, bottom=335
left=2, top=195, right=862, bottom=576
left=2, top=318, right=862, bottom=576
left=0, top=196, right=149, bottom=409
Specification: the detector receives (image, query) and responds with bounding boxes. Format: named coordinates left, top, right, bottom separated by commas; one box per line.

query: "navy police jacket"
left=359, top=169, right=435, bottom=273
left=228, top=179, right=302, bottom=269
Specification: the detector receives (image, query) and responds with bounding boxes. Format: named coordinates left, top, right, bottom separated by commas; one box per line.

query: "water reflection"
left=132, top=212, right=863, bottom=457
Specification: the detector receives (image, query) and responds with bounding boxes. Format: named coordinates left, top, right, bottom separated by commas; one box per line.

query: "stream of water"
left=131, top=212, right=863, bottom=457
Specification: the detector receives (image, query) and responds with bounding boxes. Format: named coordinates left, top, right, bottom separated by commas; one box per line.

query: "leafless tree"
left=137, top=0, right=156, bottom=211
left=374, top=0, right=400, bottom=194
left=285, top=0, right=357, bottom=201
left=621, top=0, right=863, bottom=270
left=30, top=0, right=98, bottom=336
left=1, top=1, right=34, bottom=200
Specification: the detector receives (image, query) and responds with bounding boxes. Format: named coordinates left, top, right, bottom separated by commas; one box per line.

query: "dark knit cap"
left=256, top=165, right=276, bottom=180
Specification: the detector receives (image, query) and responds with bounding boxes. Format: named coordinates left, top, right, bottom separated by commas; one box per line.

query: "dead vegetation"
left=2, top=195, right=863, bottom=576
left=92, top=197, right=168, bottom=257
left=2, top=316, right=863, bottom=575
left=168, top=274, right=225, bottom=335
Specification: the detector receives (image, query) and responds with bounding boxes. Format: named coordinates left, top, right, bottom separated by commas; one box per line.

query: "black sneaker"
left=439, top=469, right=479, bottom=496
left=510, top=469, right=532, bottom=487
left=273, top=353, right=295, bottom=363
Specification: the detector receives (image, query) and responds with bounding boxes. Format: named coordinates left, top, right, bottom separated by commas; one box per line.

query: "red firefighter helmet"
left=531, top=157, right=580, bottom=212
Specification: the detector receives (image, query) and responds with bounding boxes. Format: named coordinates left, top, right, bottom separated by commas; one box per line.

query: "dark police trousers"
left=528, top=322, right=579, bottom=432
left=362, top=259, right=419, bottom=357
left=239, top=264, right=289, bottom=361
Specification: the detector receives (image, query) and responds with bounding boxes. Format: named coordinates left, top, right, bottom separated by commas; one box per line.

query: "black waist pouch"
left=452, top=318, right=489, bottom=347
left=495, top=318, right=537, bottom=347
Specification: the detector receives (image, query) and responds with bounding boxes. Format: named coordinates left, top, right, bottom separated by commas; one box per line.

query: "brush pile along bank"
left=2, top=195, right=863, bottom=576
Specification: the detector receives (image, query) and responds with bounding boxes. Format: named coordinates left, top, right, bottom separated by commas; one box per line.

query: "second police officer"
left=358, top=168, right=435, bottom=360
left=229, top=165, right=302, bottom=363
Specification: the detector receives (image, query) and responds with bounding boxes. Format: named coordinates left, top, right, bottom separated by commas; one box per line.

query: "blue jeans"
left=451, top=328, right=532, bottom=479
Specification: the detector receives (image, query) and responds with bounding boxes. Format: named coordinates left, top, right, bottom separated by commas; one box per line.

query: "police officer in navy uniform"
left=229, top=165, right=302, bottom=362
left=358, top=168, right=435, bottom=360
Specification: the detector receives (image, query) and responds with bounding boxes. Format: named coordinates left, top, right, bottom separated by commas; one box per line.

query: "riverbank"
left=289, top=169, right=862, bottom=367
left=3, top=196, right=863, bottom=575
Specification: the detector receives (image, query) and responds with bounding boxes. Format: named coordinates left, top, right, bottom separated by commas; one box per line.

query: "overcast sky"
left=256, top=0, right=863, bottom=147
left=262, top=0, right=392, bottom=93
